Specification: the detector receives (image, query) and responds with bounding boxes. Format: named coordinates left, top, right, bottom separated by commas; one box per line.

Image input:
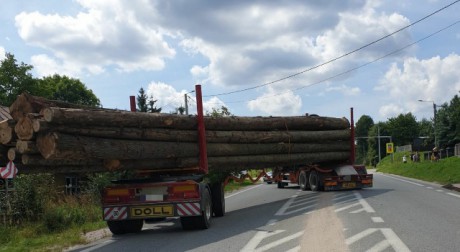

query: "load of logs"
left=0, top=92, right=352, bottom=174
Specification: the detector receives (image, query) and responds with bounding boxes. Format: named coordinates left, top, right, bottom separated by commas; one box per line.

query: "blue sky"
left=1, top=0, right=459, bottom=123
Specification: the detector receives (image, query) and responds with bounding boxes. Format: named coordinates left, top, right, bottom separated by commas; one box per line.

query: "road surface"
left=70, top=172, right=460, bottom=252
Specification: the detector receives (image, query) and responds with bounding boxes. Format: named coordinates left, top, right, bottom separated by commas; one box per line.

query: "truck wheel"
left=107, top=219, right=143, bottom=235
left=277, top=181, right=285, bottom=189
left=299, top=171, right=309, bottom=191
left=211, top=182, right=225, bottom=217
left=181, top=188, right=212, bottom=230
left=309, top=170, right=320, bottom=191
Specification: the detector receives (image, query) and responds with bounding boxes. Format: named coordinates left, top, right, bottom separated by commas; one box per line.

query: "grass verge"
left=376, top=151, right=460, bottom=185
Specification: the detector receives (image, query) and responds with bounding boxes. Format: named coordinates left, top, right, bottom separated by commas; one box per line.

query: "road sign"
left=386, top=143, right=394, bottom=154
left=0, top=161, right=18, bottom=179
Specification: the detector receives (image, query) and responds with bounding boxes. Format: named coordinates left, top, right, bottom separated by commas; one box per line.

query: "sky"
left=1, top=0, right=460, bottom=123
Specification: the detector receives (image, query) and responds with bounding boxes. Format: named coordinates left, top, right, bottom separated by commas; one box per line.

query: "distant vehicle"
left=263, top=171, right=273, bottom=184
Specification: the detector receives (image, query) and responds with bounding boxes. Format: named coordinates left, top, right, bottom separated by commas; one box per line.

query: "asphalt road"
left=70, top=172, right=460, bottom=252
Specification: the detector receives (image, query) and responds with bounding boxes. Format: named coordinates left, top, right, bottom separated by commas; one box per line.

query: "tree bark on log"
left=17, top=165, right=105, bottom=174
left=21, top=154, right=103, bottom=166
left=0, top=119, right=16, bottom=145
left=104, top=151, right=350, bottom=171
left=36, top=132, right=350, bottom=160
left=31, top=120, right=350, bottom=143
left=9, top=93, right=86, bottom=121
left=16, top=140, right=39, bottom=154
left=41, top=107, right=350, bottom=131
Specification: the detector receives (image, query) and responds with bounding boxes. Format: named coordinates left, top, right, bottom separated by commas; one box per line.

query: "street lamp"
left=418, top=99, right=438, bottom=147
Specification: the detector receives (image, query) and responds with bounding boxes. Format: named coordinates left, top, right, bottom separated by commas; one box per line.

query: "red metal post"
left=350, top=107, right=355, bottom=164
left=195, top=85, right=208, bottom=174
left=129, top=96, right=136, bottom=112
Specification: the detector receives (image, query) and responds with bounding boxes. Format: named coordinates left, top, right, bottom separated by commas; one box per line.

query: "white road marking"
left=436, top=189, right=444, bottom=192
left=427, top=187, right=433, bottom=189
left=367, top=239, right=391, bottom=252
left=267, top=219, right=277, bottom=226
left=380, top=174, right=424, bottom=186
left=335, top=202, right=360, bottom=212
left=353, top=191, right=376, bottom=213
left=372, top=217, right=384, bottom=223
left=225, top=184, right=263, bottom=199
left=333, top=194, right=355, bottom=201
left=275, top=194, right=298, bottom=216
left=285, top=246, right=300, bottom=252
left=255, top=231, right=303, bottom=252
left=447, top=192, right=460, bottom=198
left=346, top=228, right=378, bottom=245
left=281, top=204, right=317, bottom=215
left=381, top=228, right=411, bottom=252
left=334, top=197, right=357, bottom=205
left=240, top=230, right=285, bottom=252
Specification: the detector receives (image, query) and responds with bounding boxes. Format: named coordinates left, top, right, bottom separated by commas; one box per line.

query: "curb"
left=442, top=184, right=460, bottom=192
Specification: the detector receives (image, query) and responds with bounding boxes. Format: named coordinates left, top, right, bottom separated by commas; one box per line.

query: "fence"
left=396, top=145, right=412, bottom=152
left=456, top=143, right=460, bottom=157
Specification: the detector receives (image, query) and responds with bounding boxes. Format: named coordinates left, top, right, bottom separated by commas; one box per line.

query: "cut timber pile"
left=0, top=92, right=352, bottom=174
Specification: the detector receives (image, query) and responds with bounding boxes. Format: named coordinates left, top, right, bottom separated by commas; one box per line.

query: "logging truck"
left=3, top=86, right=371, bottom=234
left=272, top=109, right=373, bottom=191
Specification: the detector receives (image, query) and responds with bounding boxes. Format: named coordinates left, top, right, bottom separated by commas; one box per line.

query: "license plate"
left=131, top=205, right=174, bottom=218
left=342, top=182, right=356, bottom=189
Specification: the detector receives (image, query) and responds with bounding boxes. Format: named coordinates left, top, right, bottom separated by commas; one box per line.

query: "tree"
left=175, top=106, right=186, bottom=115
left=137, top=88, right=162, bottom=113
left=386, top=113, right=419, bottom=146
left=0, top=53, right=37, bottom=106
left=148, top=95, right=162, bottom=113
left=137, top=88, right=148, bottom=112
left=207, top=106, right=232, bottom=117
left=355, top=115, right=374, bottom=165
left=436, top=95, right=460, bottom=147
left=39, top=74, right=100, bottom=107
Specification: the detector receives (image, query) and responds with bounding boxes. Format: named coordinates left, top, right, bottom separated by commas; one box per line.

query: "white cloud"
left=15, top=0, right=176, bottom=75
left=247, top=88, right=302, bottom=116
left=0, top=47, right=5, bottom=60
left=325, top=84, right=361, bottom=96
left=376, top=54, right=460, bottom=119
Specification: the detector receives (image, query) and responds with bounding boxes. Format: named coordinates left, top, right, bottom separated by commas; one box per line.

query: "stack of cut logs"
left=0, top=92, right=352, bottom=174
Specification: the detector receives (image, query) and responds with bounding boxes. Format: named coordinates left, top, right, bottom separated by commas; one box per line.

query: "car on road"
left=263, top=171, right=273, bottom=184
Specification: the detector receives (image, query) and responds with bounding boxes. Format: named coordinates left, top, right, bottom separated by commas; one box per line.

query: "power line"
left=217, top=19, right=460, bottom=104
left=203, top=0, right=460, bottom=97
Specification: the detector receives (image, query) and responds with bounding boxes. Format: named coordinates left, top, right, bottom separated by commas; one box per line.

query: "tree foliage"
left=0, top=52, right=100, bottom=107
left=39, top=74, right=100, bottom=107
left=355, top=115, right=374, bottom=164
left=137, top=88, right=162, bottom=113
left=436, top=94, right=460, bottom=147
left=0, top=53, right=36, bottom=106
left=207, top=106, right=232, bottom=117
left=386, top=113, right=419, bottom=146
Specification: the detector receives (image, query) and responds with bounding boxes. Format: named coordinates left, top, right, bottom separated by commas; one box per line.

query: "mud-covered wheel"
left=211, top=182, right=225, bottom=217
left=299, top=171, right=309, bottom=191
left=107, top=219, right=143, bottom=235
left=309, top=170, right=320, bottom=191
left=181, top=187, right=212, bottom=230
left=277, top=181, right=285, bottom=188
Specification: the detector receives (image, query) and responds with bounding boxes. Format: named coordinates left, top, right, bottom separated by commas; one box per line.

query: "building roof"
left=0, top=106, right=12, bottom=121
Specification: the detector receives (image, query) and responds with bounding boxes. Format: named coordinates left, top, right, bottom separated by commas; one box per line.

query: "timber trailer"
left=101, top=85, right=225, bottom=234
left=272, top=108, right=373, bottom=191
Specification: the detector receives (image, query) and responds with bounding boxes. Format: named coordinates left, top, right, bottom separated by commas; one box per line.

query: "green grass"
left=0, top=220, right=107, bottom=252
left=376, top=151, right=460, bottom=184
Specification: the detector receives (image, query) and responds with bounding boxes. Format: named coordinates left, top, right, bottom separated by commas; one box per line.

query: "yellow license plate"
left=131, top=205, right=174, bottom=218
left=342, top=182, right=356, bottom=189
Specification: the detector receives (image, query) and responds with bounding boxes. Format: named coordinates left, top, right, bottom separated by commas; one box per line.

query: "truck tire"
left=181, top=187, right=212, bottom=230
left=107, top=219, right=143, bottom=235
left=211, top=182, right=225, bottom=217
left=299, top=171, right=309, bottom=191
left=309, top=170, right=320, bottom=191
left=277, top=181, right=285, bottom=189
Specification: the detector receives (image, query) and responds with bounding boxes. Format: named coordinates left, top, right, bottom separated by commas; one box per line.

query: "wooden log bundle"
left=3, top=92, right=353, bottom=174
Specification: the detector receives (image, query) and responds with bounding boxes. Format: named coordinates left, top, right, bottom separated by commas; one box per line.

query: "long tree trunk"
left=36, top=132, right=350, bottom=160
left=21, top=154, right=103, bottom=166
left=41, top=107, right=349, bottom=131
left=32, top=119, right=350, bottom=143
left=104, top=151, right=350, bottom=171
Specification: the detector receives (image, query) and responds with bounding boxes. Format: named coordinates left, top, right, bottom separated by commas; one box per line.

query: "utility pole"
left=184, top=93, right=189, bottom=115
left=378, top=126, right=381, bottom=163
